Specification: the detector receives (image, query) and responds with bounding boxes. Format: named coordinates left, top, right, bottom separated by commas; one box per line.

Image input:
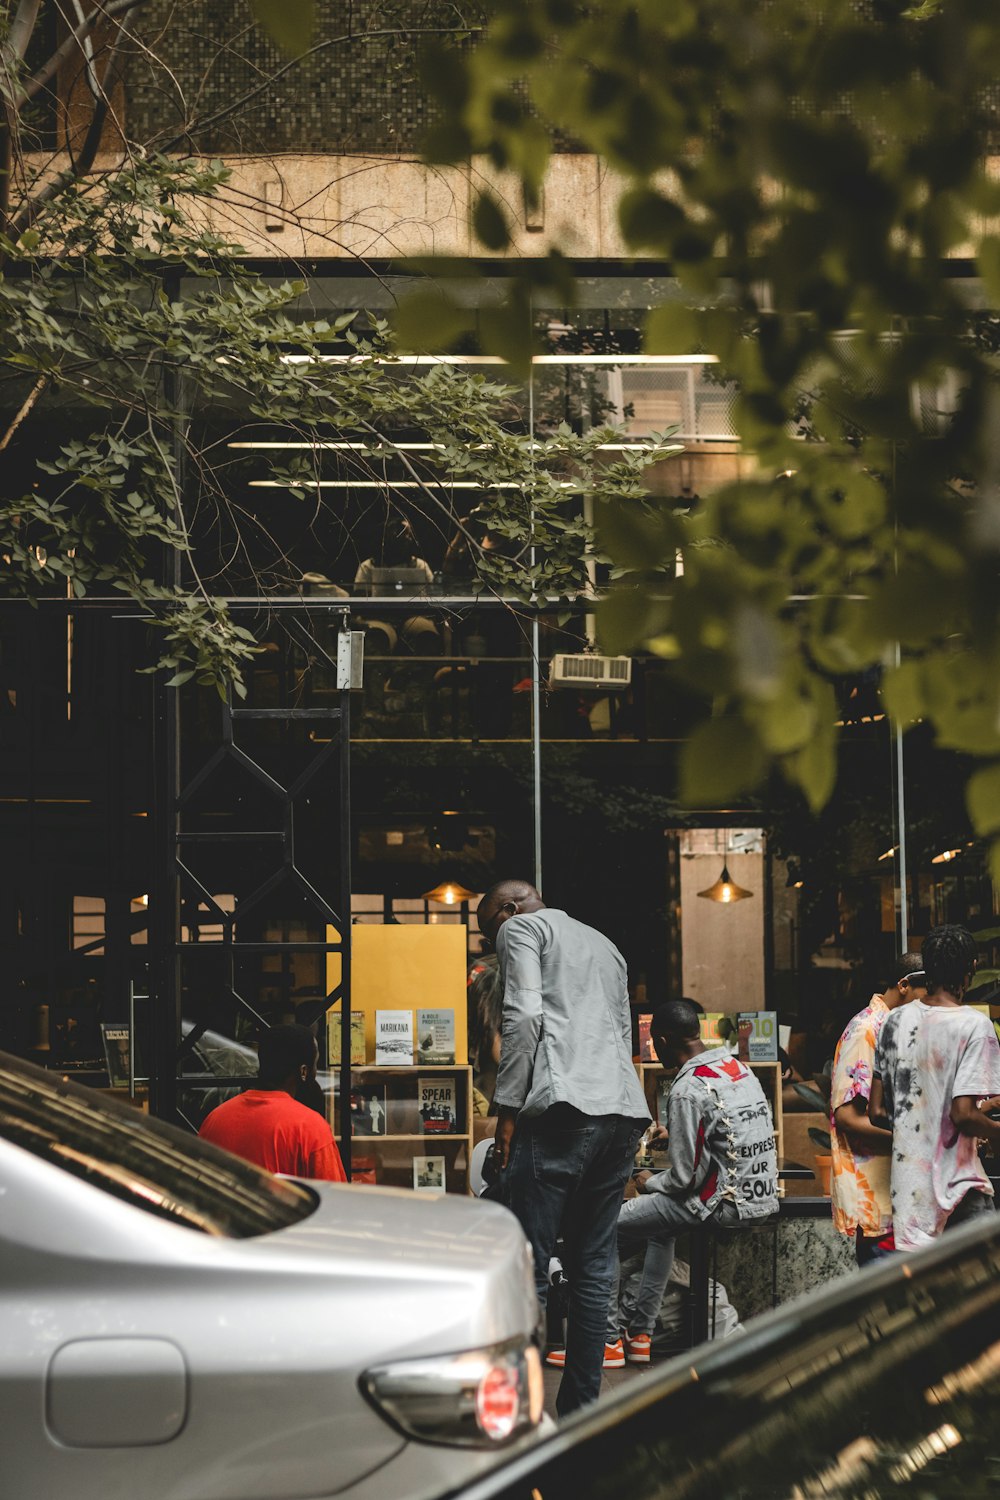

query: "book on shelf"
left=637, top=1012, right=654, bottom=1061
left=375, top=1010, right=413, bottom=1065
left=698, top=1012, right=727, bottom=1045
left=100, top=1023, right=134, bottom=1088
left=655, top=1073, right=672, bottom=1125
left=327, top=1008, right=366, bottom=1066
left=418, top=1075, right=457, bottom=1134
left=416, top=1007, right=456, bottom=1065
left=350, top=1082, right=387, bottom=1136
left=413, top=1154, right=446, bottom=1193
left=351, top=1153, right=377, bottom=1185
left=737, top=1010, right=779, bottom=1063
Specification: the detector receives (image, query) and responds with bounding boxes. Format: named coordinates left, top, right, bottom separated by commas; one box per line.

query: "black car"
left=440, top=1211, right=1000, bottom=1500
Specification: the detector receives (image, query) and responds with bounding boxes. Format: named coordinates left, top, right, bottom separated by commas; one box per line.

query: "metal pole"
left=150, top=268, right=183, bottom=1122
left=337, top=627, right=354, bottom=1179
left=528, top=322, right=543, bottom=891
left=128, top=980, right=136, bottom=1101
left=894, top=644, right=909, bottom=952
left=531, top=616, right=543, bottom=891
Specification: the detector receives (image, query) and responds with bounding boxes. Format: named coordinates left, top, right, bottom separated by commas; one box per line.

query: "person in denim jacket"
left=608, top=999, right=777, bottom=1363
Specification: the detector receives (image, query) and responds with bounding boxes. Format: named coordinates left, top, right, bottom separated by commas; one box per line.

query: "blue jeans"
left=506, top=1106, right=645, bottom=1416
left=609, top=1191, right=741, bottom=1339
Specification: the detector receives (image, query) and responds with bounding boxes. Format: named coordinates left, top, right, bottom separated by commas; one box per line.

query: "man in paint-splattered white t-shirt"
left=872, top=925, right=1000, bottom=1251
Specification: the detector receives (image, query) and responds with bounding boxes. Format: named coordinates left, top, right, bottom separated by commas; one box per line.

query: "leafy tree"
left=418, top=0, right=1000, bottom=874
left=0, top=1, right=671, bottom=694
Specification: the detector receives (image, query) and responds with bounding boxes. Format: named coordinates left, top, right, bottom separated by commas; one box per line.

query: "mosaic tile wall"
left=124, top=0, right=1000, bottom=157
left=125, top=0, right=486, bottom=155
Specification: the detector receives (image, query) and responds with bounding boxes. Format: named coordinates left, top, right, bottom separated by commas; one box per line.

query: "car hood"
left=272, top=1181, right=527, bottom=1273
left=246, top=1183, right=539, bottom=1358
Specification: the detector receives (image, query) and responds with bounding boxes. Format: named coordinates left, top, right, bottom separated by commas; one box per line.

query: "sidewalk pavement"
left=542, top=1352, right=656, bottom=1419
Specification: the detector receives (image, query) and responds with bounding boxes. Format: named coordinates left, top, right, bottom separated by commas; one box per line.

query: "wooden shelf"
left=352, top=1132, right=466, bottom=1142
left=335, top=1064, right=474, bottom=1193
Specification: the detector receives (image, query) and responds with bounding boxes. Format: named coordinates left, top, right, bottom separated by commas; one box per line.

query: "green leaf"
left=249, top=0, right=312, bottom=54
left=786, top=712, right=837, bottom=813
left=967, top=967, right=1000, bottom=992
left=472, top=191, right=511, bottom=251
left=393, top=289, right=472, bottom=352
left=967, top=762, right=1000, bottom=837
left=423, top=122, right=474, bottom=165
left=679, top=716, right=769, bottom=806
left=618, top=189, right=683, bottom=253
left=596, top=587, right=662, bottom=654
left=645, top=302, right=700, bottom=355
left=882, top=660, right=925, bottom=727
left=595, top=495, right=679, bottom=570
left=478, top=303, right=533, bottom=378
left=977, top=237, right=1000, bottom=302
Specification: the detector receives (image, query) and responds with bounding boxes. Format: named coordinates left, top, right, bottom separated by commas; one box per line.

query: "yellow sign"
left=326, top=923, right=468, bottom=1064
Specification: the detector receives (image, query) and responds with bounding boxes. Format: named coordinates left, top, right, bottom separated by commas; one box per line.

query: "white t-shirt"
left=874, top=1002, right=1000, bottom=1251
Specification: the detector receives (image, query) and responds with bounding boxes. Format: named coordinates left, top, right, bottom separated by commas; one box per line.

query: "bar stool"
left=688, top=1214, right=780, bottom=1345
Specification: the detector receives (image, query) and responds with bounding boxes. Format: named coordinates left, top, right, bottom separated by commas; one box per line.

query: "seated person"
left=354, top=519, right=434, bottom=595
left=607, top=1000, right=777, bottom=1364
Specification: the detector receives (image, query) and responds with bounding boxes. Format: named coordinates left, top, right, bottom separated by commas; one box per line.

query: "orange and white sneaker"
left=603, top=1339, right=625, bottom=1369
left=546, top=1341, right=625, bottom=1369
left=624, top=1332, right=652, bottom=1364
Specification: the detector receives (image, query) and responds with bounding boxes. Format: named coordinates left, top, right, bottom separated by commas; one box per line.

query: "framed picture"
left=413, top=1155, right=446, bottom=1193
left=350, top=1083, right=387, bottom=1136
left=100, top=1024, right=134, bottom=1089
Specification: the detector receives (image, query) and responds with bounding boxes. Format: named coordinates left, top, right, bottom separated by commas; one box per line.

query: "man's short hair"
left=478, top=878, right=541, bottom=910
left=651, top=1000, right=702, bottom=1042
left=891, top=950, right=925, bottom=988
left=258, top=1023, right=316, bottom=1085
left=922, top=925, right=978, bottom=993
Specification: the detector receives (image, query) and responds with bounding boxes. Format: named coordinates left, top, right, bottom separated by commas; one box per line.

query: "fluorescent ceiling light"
left=278, top=353, right=719, bottom=366
left=248, top=479, right=577, bottom=489
left=229, top=440, right=682, bottom=453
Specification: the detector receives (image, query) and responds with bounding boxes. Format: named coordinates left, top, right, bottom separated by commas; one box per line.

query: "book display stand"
left=327, top=924, right=473, bottom=1193
left=333, top=1065, right=474, bottom=1193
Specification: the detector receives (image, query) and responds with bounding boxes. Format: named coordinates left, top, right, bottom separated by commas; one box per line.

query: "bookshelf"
left=333, top=1064, right=474, bottom=1194
left=635, top=1060, right=783, bottom=1162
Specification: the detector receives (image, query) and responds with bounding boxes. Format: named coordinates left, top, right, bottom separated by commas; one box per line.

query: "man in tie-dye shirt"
left=872, top=924, right=1000, bottom=1252
left=829, top=952, right=925, bottom=1265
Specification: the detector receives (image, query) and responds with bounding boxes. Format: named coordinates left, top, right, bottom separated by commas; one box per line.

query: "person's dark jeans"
left=855, top=1228, right=897, bottom=1266
left=946, top=1188, right=996, bottom=1229
left=506, top=1105, right=645, bottom=1416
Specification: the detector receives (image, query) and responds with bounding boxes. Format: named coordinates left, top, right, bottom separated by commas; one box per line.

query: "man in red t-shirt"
left=199, top=1023, right=346, bottom=1182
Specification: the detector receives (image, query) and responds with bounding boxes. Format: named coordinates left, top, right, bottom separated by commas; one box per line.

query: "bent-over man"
left=477, top=879, right=650, bottom=1417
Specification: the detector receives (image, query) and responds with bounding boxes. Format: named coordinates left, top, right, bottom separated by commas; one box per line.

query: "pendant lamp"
left=697, top=861, right=753, bottom=903
left=423, top=880, right=477, bottom=906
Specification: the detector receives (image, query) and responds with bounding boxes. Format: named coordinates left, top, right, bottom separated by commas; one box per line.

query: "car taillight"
left=362, top=1337, right=544, bottom=1448
left=476, top=1364, right=521, bottom=1440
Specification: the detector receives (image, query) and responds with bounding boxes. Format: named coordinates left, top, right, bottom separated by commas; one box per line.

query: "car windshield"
left=0, top=1051, right=317, bottom=1238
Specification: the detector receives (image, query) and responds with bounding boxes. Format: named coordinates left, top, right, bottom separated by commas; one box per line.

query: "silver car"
left=0, top=1050, right=544, bottom=1500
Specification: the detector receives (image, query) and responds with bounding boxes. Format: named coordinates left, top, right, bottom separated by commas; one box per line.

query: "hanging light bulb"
left=697, top=862, right=754, bottom=903
left=423, top=881, right=477, bottom=906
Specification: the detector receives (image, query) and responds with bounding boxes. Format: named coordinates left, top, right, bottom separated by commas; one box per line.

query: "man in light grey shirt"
left=477, top=879, right=649, bottom=1415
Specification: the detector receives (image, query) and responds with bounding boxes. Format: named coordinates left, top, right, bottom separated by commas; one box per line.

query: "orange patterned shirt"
left=829, top=994, right=892, bottom=1237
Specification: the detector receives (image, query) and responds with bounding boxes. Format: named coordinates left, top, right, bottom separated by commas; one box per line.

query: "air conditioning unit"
left=550, top=653, right=632, bottom=690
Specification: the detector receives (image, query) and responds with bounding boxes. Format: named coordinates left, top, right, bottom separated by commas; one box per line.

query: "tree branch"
left=0, top=374, right=48, bottom=452
left=7, top=0, right=43, bottom=62
left=18, top=0, right=147, bottom=106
